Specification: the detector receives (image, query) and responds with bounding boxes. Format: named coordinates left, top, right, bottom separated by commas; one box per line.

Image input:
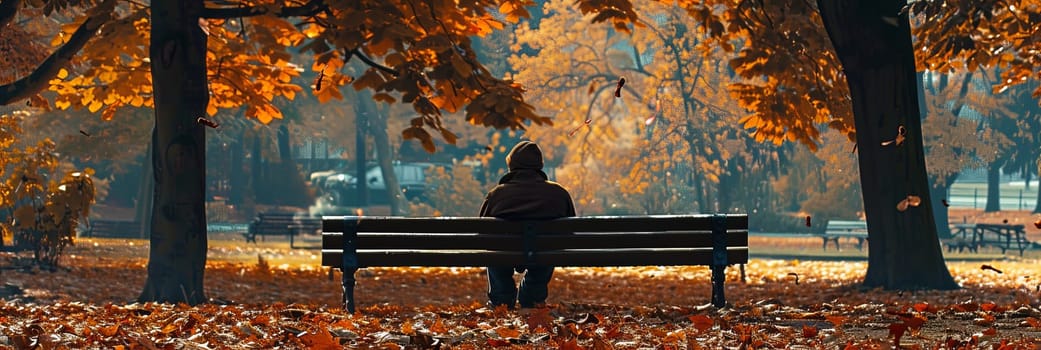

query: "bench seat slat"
left=322, top=248, right=749, bottom=267
left=322, top=231, right=749, bottom=250
left=322, top=215, right=748, bottom=235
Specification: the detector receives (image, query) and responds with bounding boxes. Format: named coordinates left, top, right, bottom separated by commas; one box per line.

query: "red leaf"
left=982, top=327, right=997, bottom=336
left=688, top=315, right=713, bottom=332
left=1034, top=218, right=1041, bottom=229
left=1026, top=317, right=1041, bottom=329
left=805, top=216, right=812, bottom=227
left=826, top=315, right=849, bottom=327
left=802, top=325, right=818, bottom=338
left=526, top=307, right=553, bottom=333
left=888, top=323, right=907, bottom=345
left=487, top=338, right=511, bottom=347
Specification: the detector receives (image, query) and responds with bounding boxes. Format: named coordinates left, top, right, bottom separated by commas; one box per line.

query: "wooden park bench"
left=972, top=223, right=1030, bottom=256
left=817, top=220, right=868, bottom=251
left=245, top=212, right=322, bottom=247
left=321, top=214, right=749, bottom=312
left=85, top=220, right=142, bottom=238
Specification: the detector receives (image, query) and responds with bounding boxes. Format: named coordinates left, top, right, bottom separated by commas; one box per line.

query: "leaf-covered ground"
left=3, top=237, right=1041, bottom=349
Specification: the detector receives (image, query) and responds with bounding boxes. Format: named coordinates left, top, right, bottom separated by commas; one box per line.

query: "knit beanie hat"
left=505, top=141, right=544, bottom=171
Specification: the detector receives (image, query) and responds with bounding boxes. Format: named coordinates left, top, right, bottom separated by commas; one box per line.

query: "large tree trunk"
left=134, top=139, right=155, bottom=239
left=1035, top=162, right=1041, bottom=214
left=818, top=0, right=957, bottom=290
left=138, top=0, right=209, bottom=304
left=354, top=97, right=369, bottom=208
left=930, top=173, right=958, bottom=239
left=369, top=97, right=409, bottom=215
left=985, top=161, right=1001, bottom=212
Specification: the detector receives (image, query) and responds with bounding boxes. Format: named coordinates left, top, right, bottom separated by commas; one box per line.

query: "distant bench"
left=817, top=220, right=867, bottom=251
left=85, top=220, right=142, bottom=238
left=245, top=212, right=322, bottom=247
left=321, top=214, right=749, bottom=312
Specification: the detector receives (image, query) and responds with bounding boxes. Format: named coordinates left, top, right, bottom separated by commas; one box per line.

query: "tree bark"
left=1035, top=161, right=1041, bottom=214
left=818, top=0, right=957, bottom=290
left=138, top=0, right=209, bottom=304
left=368, top=96, right=409, bottom=215
left=134, top=136, right=155, bottom=239
left=354, top=98, right=369, bottom=207
left=929, top=173, right=957, bottom=239
left=985, top=161, right=1001, bottom=212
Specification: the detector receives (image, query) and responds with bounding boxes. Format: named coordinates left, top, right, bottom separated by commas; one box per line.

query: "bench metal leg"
left=342, top=267, right=358, bottom=313
left=710, top=264, right=726, bottom=308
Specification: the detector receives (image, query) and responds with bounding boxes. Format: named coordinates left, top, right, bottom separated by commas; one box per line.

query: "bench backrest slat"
left=322, top=215, right=748, bottom=234
left=321, top=248, right=749, bottom=267
left=321, top=231, right=748, bottom=251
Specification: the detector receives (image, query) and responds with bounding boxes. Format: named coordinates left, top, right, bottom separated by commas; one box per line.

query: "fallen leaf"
left=688, top=315, right=713, bottom=332
left=79, top=130, right=91, bottom=137
left=802, top=325, right=818, bottom=338
left=526, top=307, right=553, bottom=333
left=787, top=272, right=800, bottom=285
left=826, top=315, right=849, bottom=327
left=888, top=323, right=907, bottom=345
left=981, top=264, right=1003, bottom=274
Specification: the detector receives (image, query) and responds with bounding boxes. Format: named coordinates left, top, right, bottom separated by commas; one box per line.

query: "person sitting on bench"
left=479, top=140, right=576, bottom=309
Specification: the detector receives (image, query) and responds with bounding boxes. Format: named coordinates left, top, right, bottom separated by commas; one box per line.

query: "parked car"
left=311, top=162, right=443, bottom=206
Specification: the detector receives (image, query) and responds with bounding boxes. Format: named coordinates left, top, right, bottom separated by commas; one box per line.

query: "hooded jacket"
left=479, top=141, right=576, bottom=220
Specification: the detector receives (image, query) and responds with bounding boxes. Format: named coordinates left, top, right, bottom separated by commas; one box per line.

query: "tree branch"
left=349, top=48, right=398, bottom=76
left=0, top=0, right=22, bottom=29
left=200, top=0, right=326, bottom=19
left=0, top=0, right=114, bottom=106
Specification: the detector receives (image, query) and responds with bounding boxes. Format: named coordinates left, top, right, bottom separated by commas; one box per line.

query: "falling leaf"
left=197, top=117, right=220, bottom=129
left=198, top=18, right=210, bottom=35
left=587, top=81, right=597, bottom=95
left=644, top=115, right=656, bottom=125
left=614, top=77, right=625, bottom=98
left=315, top=65, right=326, bottom=91
left=981, top=264, right=1003, bottom=274
left=942, top=199, right=950, bottom=207
left=79, top=130, right=91, bottom=137
left=1034, top=218, right=1041, bottom=229
left=896, top=199, right=909, bottom=212
left=1002, top=219, right=1009, bottom=224
left=484, top=145, right=493, bottom=152
left=805, top=216, right=812, bottom=227
left=787, top=272, right=799, bottom=285
left=906, top=195, right=921, bottom=207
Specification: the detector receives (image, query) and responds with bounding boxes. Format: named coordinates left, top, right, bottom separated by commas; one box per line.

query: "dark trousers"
left=486, top=265, right=554, bottom=308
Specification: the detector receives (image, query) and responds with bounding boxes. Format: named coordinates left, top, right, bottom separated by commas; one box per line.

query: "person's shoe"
left=519, top=302, right=547, bottom=309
